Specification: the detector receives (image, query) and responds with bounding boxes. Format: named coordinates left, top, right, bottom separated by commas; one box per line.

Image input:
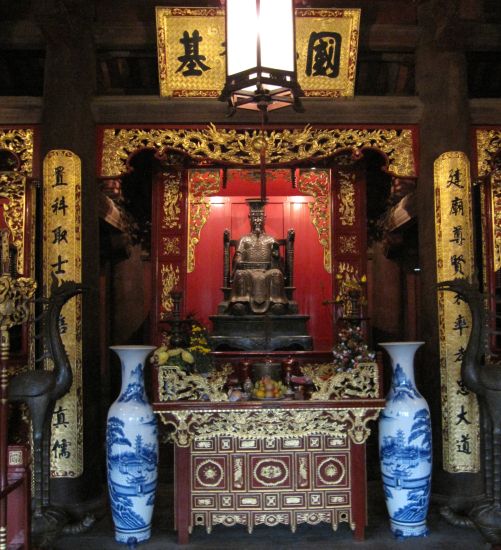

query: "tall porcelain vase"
left=107, top=345, right=158, bottom=545
left=378, top=342, right=432, bottom=538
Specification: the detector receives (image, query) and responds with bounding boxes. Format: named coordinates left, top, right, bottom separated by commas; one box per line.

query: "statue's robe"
left=229, top=232, right=288, bottom=314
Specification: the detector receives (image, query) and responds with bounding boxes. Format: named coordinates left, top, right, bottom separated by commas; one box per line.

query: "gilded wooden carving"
left=475, top=129, right=501, bottom=272
left=187, top=170, right=221, bottom=273
left=435, top=151, right=480, bottom=473
left=0, top=128, right=34, bottom=175
left=161, top=263, right=180, bottom=317
left=100, top=126, right=416, bottom=178
left=156, top=7, right=225, bottom=97
left=155, top=8, right=360, bottom=99
left=339, top=235, right=357, bottom=254
left=162, top=172, right=182, bottom=230
left=490, top=172, right=501, bottom=273
left=163, top=236, right=181, bottom=256
left=338, top=170, right=356, bottom=226
left=0, top=173, right=27, bottom=274
left=334, top=262, right=365, bottom=311
left=297, top=169, right=331, bottom=273
left=476, top=129, right=501, bottom=177
left=295, top=9, right=360, bottom=98
left=43, top=150, right=83, bottom=477
left=301, top=362, right=379, bottom=400
left=157, top=407, right=383, bottom=447
left=158, top=364, right=231, bottom=402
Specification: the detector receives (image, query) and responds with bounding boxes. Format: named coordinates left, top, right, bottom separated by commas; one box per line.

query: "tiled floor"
left=53, top=481, right=488, bottom=550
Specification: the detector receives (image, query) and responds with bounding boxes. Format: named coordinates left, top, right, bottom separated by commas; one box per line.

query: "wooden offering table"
left=153, top=361, right=384, bottom=544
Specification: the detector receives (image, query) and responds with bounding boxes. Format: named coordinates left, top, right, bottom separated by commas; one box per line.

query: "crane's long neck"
left=462, top=293, right=484, bottom=394
left=45, top=296, right=73, bottom=397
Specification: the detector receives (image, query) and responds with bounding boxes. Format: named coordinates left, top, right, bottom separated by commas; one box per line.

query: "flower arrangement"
left=152, top=318, right=214, bottom=374
left=332, top=325, right=375, bottom=371
left=186, top=320, right=214, bottom=374
left=152, top=345, right=194, bottom=370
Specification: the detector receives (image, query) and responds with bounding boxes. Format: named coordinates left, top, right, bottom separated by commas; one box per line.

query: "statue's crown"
left=246, top=198, right=267, bottom=215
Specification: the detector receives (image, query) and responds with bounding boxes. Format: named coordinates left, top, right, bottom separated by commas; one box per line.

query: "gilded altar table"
left=155, top=399, right=384, bottom=544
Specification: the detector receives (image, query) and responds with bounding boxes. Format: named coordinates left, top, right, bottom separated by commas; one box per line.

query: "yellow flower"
left=181, top=350, right=195, bottom=363
left=153, top=348, right=169, bottom=365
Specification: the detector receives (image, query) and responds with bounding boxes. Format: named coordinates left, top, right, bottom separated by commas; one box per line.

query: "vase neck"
left=110, top=346, right=155, bottom=402
left=380, top=342, right=424, bottom=389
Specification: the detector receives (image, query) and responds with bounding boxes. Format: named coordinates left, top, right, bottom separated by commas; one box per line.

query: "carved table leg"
left=175, top=445, right=191, bottom=544
left=351, top=442, right=367, bottom=541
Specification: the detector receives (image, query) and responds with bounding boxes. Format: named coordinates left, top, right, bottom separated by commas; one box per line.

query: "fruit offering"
left=253, top=375, right=286, bottom=399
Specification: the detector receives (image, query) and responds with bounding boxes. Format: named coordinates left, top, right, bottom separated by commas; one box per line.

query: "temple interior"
left=1, top=1, right=501, bottom=549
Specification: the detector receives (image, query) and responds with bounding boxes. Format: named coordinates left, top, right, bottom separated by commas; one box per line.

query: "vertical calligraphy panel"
left=43, top=150, right=82, bottom=477
left=434, top=151, right=480, bottom=473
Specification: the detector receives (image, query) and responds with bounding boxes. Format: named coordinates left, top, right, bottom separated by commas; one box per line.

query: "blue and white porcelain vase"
left=378, top=341, right=432, bottom=538
left=107, top=345, right=158, bottom=545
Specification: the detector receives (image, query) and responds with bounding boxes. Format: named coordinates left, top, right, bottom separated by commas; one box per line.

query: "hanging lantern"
left=219, top=0, right=303, bottom=114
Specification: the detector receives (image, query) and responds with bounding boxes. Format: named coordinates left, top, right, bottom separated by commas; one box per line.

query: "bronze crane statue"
left=8, top=274, right=94, bottom=546
left=438, top=276, right=501, bottom=545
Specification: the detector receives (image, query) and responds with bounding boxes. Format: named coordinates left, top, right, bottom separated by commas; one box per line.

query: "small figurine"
left=243, top=377, right=253, bottom=399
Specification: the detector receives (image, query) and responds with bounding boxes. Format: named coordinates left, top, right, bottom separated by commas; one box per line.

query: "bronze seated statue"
left=219, top=198, right=297, bottom=316
left=211, top=199, right=311, bottom=351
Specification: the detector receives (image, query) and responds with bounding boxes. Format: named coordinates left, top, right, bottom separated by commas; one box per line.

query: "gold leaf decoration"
left=339, top=235, right=357, bottom=254
left=100, top=126, right=416, bottom=178
left=338, top=170, right=356, bottom=226
left=0, top=172, right=27, bottom=273
left=161, top=263, right=180, bottom=317
left=476, top=129, right=501, bottom=177
left=298, top=169, right=331, bottom=273
left=163, top=236, right=181, bottom=256
left=157, top=407, right=383, bottom=447
left=187, top=170, right=221, bottom=273
left=162, top=172, right=182, bottom=230
left=0, top=128, right=34, bottom=174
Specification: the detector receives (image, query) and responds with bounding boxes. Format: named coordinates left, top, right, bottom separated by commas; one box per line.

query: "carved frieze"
left=100, top=126, right=416, bottom=178
left=0, top=128, right=34, bottom=175
left=297, top=169, right=331, bottom=273
left=157, top=407, right=382, bottom=447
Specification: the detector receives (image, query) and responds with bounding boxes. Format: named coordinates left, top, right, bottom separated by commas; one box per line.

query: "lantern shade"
left=221, top=0, right=303, bottom=113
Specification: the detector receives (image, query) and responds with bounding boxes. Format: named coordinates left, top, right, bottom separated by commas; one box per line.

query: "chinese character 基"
left=306, top=31, right=341, bottom=78
left=177, top=30, right=210, bottom=76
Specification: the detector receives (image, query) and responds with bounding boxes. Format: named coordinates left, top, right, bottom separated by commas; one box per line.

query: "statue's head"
left=247, top=199, right=267, bottom=235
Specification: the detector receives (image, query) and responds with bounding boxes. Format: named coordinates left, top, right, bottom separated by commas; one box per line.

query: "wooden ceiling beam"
left=0, top=22, right=499, bottom=52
